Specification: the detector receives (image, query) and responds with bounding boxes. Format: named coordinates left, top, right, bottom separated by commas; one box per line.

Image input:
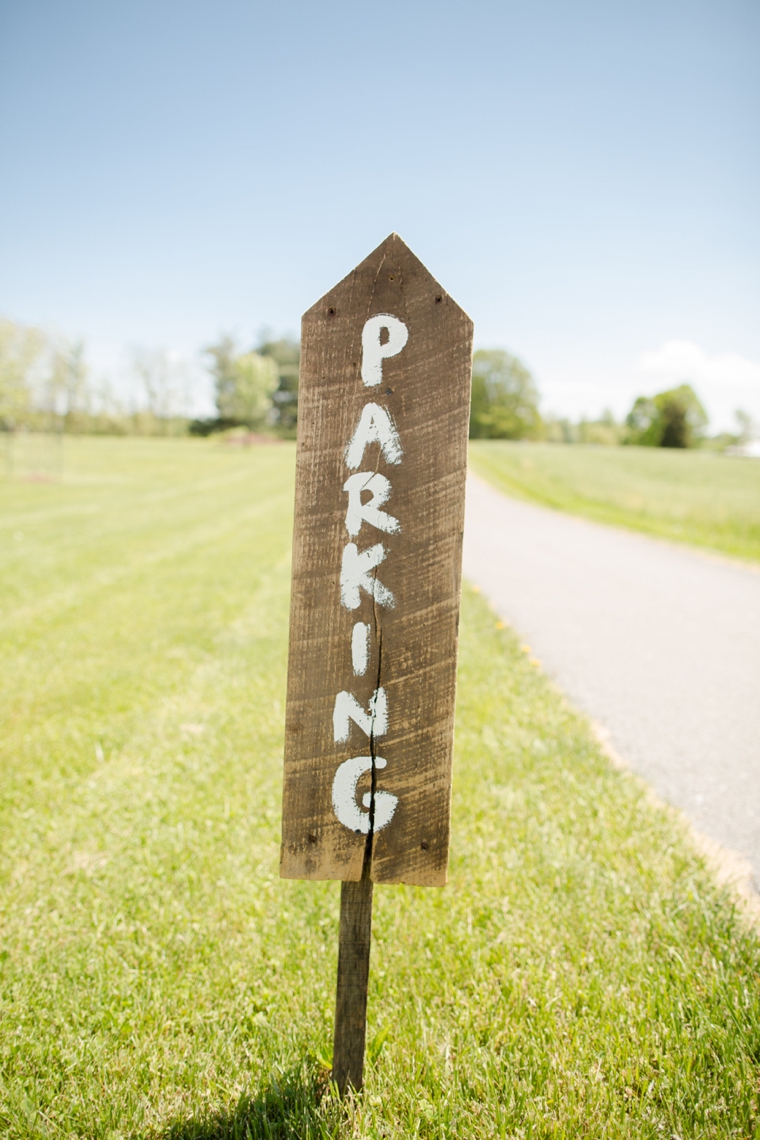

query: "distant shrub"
left=258, top=336, right=300, bottom=437
left=204, top=334, right=300, bottom=437
left=469, top=349, right=542, bottom=440
left=625, top=384, right=708, bottom=448
left=544, top=410, right=625, bottom=446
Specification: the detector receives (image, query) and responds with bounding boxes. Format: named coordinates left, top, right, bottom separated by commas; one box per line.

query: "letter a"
left=345, top=403, right=403, bottom=470
left=340, top=542, right=395, bottom=610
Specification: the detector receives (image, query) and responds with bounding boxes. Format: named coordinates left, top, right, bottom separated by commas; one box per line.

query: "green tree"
left=734, top=408, right=755, bottom=444
left=256, top=335, right=300, bottom=436
left=204, top=336, right=279, bottom=430
left=204, top=335, right=239, bottom=424
left=226, top=351, right=278, bottom=428
left=54, top=340, right=89, bottom=426
left=469, top=349, right=542, bottom=440
left=625, top=384, right=708, bottom=448
left=0, top=318, right=46, bottom=429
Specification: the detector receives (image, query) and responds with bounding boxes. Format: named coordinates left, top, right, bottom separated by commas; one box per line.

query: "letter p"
left=361, top=314, right=409, bottom=387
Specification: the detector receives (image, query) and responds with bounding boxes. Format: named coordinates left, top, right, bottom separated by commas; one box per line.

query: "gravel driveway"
left=463, top=473, right=760, bottom=891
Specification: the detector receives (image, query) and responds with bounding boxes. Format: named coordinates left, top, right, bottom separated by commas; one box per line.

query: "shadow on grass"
left=154, top=1065, right=342, bottom=1140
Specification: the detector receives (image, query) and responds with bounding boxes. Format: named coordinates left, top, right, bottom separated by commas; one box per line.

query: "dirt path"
left=463, top=474, right=760, bottom=892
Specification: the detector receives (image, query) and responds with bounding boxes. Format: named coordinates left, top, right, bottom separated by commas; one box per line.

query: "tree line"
left=193, top=334, right=299, bottom=437
left=1, top=316, right=751, bottom=449
left=469, top=349, right=751, bottom=449
left=0, top=318, right=194, bottom=436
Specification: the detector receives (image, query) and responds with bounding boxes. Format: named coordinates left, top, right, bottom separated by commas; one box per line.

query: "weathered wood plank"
left=281, top=233, right=473, bottom=886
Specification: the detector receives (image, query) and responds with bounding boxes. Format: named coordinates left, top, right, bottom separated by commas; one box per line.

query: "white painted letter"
left=352, top=621, right=370, bottom=675
left=333, top=687, right=387, bottom=743
left=340, top=542, right=395, bottom=610
left=361, top=314, right=409, bottom=387
left=345, top=403, right=403, bottom=469
left=331, top=755, right=398, bottom=834
left=343, top=472, right=400, bottom=538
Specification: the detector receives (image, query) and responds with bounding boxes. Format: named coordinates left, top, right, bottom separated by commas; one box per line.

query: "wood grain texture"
left=331, top=871, right=373, bottom=1093
left=281, top=233, right=473, bottom=886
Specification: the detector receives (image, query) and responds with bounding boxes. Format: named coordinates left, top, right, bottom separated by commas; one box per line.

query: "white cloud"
left=634, top=341, right=760, bottom=432
left=638, top=340, right=760, bottom=392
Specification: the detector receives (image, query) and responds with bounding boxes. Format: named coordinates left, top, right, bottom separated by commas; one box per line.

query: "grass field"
left=469, top=441, right=760, bottom=563
left=1, top=436, right=759, bottom=1139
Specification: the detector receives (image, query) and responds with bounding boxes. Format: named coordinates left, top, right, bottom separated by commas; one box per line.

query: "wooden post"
left=280, top=233, right=473, bottom=1093
left=332, top=868, right=373, bottom=1092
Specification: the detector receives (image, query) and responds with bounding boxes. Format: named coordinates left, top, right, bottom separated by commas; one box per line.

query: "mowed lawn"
left=469, top=441, right=760, bottom=563
left=1, top=436, right=758, bottom=1139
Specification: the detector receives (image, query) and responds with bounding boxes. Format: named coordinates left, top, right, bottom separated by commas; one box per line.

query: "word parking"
left=331, top=314, right=408, bottom=836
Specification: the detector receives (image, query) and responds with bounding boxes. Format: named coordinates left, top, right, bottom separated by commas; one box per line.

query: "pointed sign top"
left=305, top=233, right=471, bottom=329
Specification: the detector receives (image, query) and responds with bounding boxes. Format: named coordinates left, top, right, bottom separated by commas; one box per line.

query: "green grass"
left=1, top=436, right=758, bottom=1139
left=469, top=441, right=760, bottom=563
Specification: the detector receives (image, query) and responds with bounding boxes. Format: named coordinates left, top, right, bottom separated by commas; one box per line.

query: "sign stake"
left=332, top=864, right=374, bottom=1092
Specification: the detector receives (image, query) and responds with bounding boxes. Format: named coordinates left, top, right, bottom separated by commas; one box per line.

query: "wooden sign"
left=281, top=233, right=473, bottom=887
left=281, top=233, right=472, bottom=1090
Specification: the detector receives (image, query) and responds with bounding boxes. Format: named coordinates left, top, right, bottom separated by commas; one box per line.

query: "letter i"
left=352, top=622, right=370, bottom=675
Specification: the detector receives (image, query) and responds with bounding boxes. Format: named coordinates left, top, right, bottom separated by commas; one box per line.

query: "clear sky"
left=1, top=0, right=758, bottom=428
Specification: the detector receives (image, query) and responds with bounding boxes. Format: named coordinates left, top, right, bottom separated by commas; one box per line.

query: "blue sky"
left=1, top=0, right=758, bottom=428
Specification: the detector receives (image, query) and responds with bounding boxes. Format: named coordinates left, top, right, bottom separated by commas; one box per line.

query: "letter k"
left=340, top=542, right=395, bottom=610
